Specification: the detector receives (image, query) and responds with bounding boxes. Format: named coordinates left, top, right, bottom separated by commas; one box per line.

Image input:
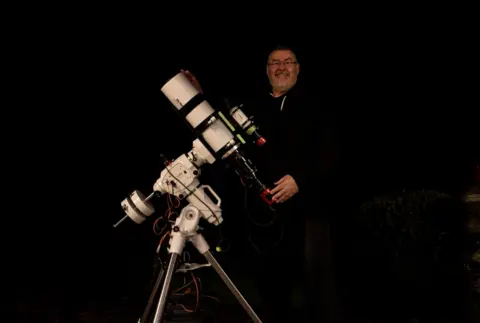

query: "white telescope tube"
left=161, top=73, right=234, bottom=154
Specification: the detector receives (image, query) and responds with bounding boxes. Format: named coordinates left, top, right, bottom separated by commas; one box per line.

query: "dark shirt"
left=201, top=83, right=339, bottom=235
left=201, top=84, right=339, bottom=252
left=242, top=84, right=339, bottom=211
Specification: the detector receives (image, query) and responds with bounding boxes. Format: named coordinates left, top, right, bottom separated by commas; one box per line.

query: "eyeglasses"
left=267, top=60, right=298, bottom=67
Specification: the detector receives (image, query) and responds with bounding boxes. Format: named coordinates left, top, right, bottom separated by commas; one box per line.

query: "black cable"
left=248, top=221, right=285, bottom=254
left=243, top=184, right=285, bottom=253
left=243, top=184, right=276, bottom=227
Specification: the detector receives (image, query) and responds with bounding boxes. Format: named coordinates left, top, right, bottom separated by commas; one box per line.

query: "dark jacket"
left=241, top=84, right=339, bottom=212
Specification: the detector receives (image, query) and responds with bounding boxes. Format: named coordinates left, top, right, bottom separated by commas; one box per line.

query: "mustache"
left=275, top=70, right=290, bottom=77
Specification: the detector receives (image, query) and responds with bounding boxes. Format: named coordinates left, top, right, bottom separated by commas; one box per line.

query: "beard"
left=270, top=71, right=295, bottom=92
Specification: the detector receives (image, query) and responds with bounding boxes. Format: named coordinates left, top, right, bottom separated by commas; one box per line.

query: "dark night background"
left=6, top=12, right=478, bottom=322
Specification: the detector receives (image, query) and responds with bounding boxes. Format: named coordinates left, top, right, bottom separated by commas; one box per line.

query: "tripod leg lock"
left=191, top=233, right=209, bottom=254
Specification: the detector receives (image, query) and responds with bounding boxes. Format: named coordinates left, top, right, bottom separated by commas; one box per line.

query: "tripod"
left=142, top=203, right=263, bottom=323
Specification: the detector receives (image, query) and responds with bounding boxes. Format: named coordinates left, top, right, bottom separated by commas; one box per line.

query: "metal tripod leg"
left=203, top=251, right=262, bottom=323
left=152, top=252, right=180, bottom=323
left=145, top=203, right=262, bottom=323
left=191, top=233, right=262, bottom=323
left=141, top=264, right=166, bottom=323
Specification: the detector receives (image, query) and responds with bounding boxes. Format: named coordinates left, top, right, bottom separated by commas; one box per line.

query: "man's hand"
left=181, top=69, right=203, bottom=93
left=270, top=175, right=299, bottom=203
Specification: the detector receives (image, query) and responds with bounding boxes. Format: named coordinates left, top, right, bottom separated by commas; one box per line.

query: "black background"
left=6, top=10, right=478, bottom=320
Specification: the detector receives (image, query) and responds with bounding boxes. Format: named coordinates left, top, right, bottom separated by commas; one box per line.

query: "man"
left=246, top=45, right=340, bottom=323
left=182, top=45, right=340, bottom=322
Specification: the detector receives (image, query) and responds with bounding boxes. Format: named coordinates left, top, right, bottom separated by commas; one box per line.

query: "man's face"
left=266, top=50, right=300, bottom=94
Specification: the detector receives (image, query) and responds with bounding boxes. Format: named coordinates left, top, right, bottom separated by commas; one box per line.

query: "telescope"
left=113, top=72, right=271, bottom=323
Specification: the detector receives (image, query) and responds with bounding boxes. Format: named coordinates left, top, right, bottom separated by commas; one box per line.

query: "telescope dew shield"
left=161, top=73, right=234, bottom=155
